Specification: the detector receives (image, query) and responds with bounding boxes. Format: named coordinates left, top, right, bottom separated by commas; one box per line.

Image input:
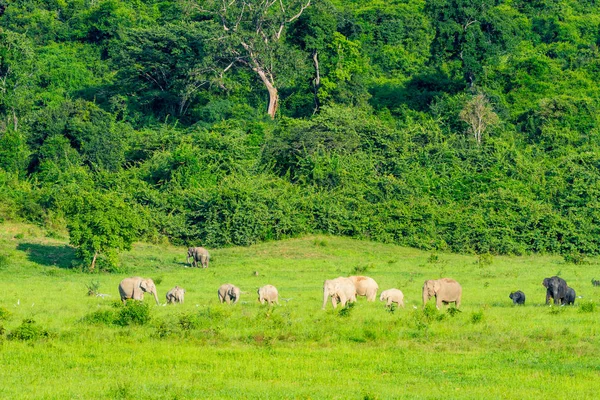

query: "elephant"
left=542, top=276, right=568, bottom=305
left=565, top=287, right=576, bottom=305
left=218, top=284, right=240, bottom=304
left=257, top=285, right=279, bottom=305
left=118, top=277, right=159, bottom=305
left=422, top=278, right=462, bottom=309
left=592, top=279, right=600, bottom=287
left=509, top=290, right=526, bottom=305
left=348, top=275, right=379, bottom=301
left=379, top=289, right=405, bottom=308
left=187, top=246, right=210, bottom=268
left=166, top=286, right=185, bottom=304
left=322, top=277, right=357, bottom=309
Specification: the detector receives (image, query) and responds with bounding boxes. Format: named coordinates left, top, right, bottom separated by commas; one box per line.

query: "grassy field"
left=0, top=222, right=599, bottom=399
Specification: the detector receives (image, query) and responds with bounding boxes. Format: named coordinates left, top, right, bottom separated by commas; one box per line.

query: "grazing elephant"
left=348, top=275, right=379, bottom=301
left=118, top=277, right=159, bottom=305
left=258, top=285, right=279, bottom=305
left=542, top=276, right=568, bottom=305
left=187, top=247, right=210, bottom=268
left=422, top=278, right=462, bottom=309
left=509, top=290, right=526, bottom=305
left=565, top=287, right=576, bottom=305
left=218, top=284, right=240, bottom=304
left=166, top=286, right=185, bottom=304
left=322, top=277, right=357, bottom=309
left=379, top=289, right=405, bottom=308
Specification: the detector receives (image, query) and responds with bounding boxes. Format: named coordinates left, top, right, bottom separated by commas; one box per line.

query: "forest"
left=2, top=0, right=600, bottom=271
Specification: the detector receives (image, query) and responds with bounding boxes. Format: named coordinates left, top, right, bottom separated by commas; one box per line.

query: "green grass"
left=1, top=222, right=599, bottom=399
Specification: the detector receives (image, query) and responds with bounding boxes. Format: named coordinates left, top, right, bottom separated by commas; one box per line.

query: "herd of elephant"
left=117, top=248, right=583, bottom=309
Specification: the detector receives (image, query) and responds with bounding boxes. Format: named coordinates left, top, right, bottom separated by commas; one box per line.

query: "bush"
left=0, top=307, right=11, bottom=321
left=81, top=309, right=116, bottom=325
left=470, top=310, right=484, bottom=324
left=579, top=301, right=596, bottom=313
left=8, top=319, right=51, bottom=341
left=114, top=301, right=151, bottom=326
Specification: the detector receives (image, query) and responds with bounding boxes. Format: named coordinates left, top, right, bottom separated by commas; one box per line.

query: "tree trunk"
left=90, top=251, right=98, bottom=273
left=312, top=51, right=321, bottom=113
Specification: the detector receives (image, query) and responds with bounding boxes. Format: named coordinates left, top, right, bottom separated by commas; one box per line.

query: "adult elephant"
left=187, top=247, right=210, bottom=268
left=322, top=277, right=357, bottom=309
left=422, top=278, right=462, bottom=309
left=118, top=277, right=159, bottom=305
left=542, top=276, right=568, bottom=305
left=218, top=284, right=240, bottom=304
left=348, top=276, right=379, bottom=301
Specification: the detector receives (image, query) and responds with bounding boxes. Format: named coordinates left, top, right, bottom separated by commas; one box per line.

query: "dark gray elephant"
left=187, top=247, right=210, bottom=268
left=509, top=290, right=526, bottom=305
left=565, top=287, right=576, bottom=305
left=542, top=276, right=568, bottom=305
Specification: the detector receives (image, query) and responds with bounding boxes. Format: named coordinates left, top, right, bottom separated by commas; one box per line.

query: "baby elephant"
left=379, top=289, right=405, bottom=308
left=218, top=283, right=240, bottom=304
left=509, top=290, right=526, bottom=305
left=565, top=287, right=576, bottom=305
left=166, top=286, right=185, bottom=304
left=591, top=279, right=600, bottom=287
left=258, top=285, right=279, bottom=305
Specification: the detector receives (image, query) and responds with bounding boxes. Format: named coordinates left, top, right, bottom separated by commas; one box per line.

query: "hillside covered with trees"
left=2, top=0, right=600, bottom=270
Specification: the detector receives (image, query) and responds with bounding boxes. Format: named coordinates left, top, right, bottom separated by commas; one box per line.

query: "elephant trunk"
left=422, top=290, right=428, bottom=308
left=152, top=290, right=160, bottom=305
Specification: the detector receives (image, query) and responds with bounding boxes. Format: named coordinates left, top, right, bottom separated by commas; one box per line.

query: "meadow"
left=0, top=222, right=599, bottom=399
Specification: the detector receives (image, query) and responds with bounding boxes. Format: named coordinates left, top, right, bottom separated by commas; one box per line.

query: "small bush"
left=114, top=301, right=151, bottom=326
left=427, top=253, right=440, bottom=264
left=81, top=310, right=115, bottom=325
left=351, top=264, right=371, bottom=274
left=0, top=307, right=11, bottom=321
left=153, top=276, right=163, bottom=285
left=548, top=305, right=565, bottom=315
left=86, top=280, right=101, bottom=296
left=0, top=254, right=9, bottom=270
left=563, top=252, right=588, bottom=265
left=447, top=307, right=462, bottom=317
left=470, top=310, right=484, bottom=324
left=338, top=302, right=356, bottom=317
left=153, top=320, right=177, bottom=338
left=477, top=253, right=494, bottom=268
left=579, top=301, right=596, bottom=313
left=178, top=313, right=201, bottom=331
left=8, top=319, right=51, bottom=341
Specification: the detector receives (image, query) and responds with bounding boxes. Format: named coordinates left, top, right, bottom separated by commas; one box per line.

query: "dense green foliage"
left=2, top=0, right=600, bottom=260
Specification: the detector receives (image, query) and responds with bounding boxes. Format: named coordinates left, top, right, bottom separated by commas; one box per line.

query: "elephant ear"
left=542, top=278, right=549, bottom=288
left=433, top=280, right=442, bottom=293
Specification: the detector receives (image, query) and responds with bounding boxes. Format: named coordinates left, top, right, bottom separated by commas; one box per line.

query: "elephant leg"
left=455, top=297, right=461, bottom=309
left=339, top=294, right=347, bottom=307
left=435, top=296, right=442, bottom=309
left=331, top=296, right=338, bottom=309
left=386, top=298, right=392, bottom=307
left=400, top=299, right=405, bottom=308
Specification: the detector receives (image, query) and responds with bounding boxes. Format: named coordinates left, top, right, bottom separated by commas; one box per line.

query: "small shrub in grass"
left=579, top=301, right=596, bottom=313
left=470, top=310, right=484, bottom=324
left=338, top=302, right=355, bottom=317
left=0, top=254, right=9, bottom=270
left=153, top=276, right=163, bottom=285
left=548, top=305, right=566, bottom=315
left=447, top=307, right=461, bottom=317
left=8, top=318, right=51, bottom=341
left=422, top=303, right=445, bottom=322
left=0, top=324, right=5, bottom=337
left=563, top=252, right=588, bottom=265
left=114, top=301, right=151, bottom=326
left=476, top=253, right=494, bottom=268
left=178, top=312, right=201, bottom=330
left=427, top=253, right=440, bottom=264
left=85, top=280, right=101, bottom=296
left=153, top=320, right=178, bottom=338
left=351, top=264, right=371, bottom=274
left=0, top=306, right=11, bottom=321
left=81, top=309, right=115, bottom=325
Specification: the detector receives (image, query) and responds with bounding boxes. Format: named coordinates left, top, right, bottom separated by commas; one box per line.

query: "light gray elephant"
left=218, top=284, right=240, bottom=304
left=348, top=275, right=379, bottom=301
left=166, top=286, right=185, bottom=304
left=322, top=277, right=357, bottom=309
left=187, top=246, right=210, bottom=268
left=422, top=278, right=462, bottom=309
left=380, top=288, right=405, bottom=308
left=258, top=285, right=279, bottom=305
left=118, top=277, right=159, bottom=305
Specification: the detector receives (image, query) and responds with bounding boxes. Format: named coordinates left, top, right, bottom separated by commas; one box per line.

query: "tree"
left=65, top=190, right=146, bottom=272
left=197, top=0, right=312, bottom=119
left=459, top=93, right=499, bottom=145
